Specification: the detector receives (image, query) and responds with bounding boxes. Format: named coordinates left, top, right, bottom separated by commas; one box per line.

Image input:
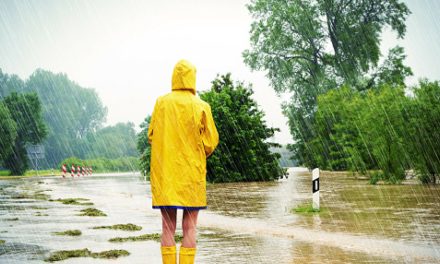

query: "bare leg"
left=182, top=209, right=199, bottom=248
left=161, top=208, right=177, bottom=246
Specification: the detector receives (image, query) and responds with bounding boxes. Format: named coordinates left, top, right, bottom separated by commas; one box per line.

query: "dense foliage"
left=200, top=74, right=286, bottom=182
left=0, top=69, right=138, bottom=170
left=79, top=122, right=138, bottom=159
left=244, top=0, right=412, bottom=171
left=406, top=81, right=440, bottom=184
left=312, top=85, right=410, bottom=182
left=0, top=92, right=47, bottom=175
left=242, top=0, right=440, bottom=183
left=137, top=116, right=151, bottom=177
left=137, top=75, right=286, bottom=182
left=0, top=102, right=17, bottom=163
left=22, top=69, right=108, bottom=166
left=311, top=81, right=440, bottom=184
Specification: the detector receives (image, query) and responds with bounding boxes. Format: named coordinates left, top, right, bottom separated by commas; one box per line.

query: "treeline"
left=0, top=69, right=138, bottom=175
left=1, top=68, right=288, bottom=180
left=244, top=0, right=439, bottom=183
left=312, top=81, right=440, bottom=184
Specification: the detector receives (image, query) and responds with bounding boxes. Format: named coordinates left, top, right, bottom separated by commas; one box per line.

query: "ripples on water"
left=0, top=169, right=439, bottom=263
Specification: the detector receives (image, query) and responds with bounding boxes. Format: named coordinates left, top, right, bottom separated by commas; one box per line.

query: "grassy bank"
left=0, top=169, right=139, bottom=179
left=0, top=169, right=59, bottom=179
left=317, top=169, right=420, bottom=185
left=0, top=156, right=139, bottom=179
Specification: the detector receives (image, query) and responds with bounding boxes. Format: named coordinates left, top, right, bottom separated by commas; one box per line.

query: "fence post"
left=61, top=164, right=66, bottom=178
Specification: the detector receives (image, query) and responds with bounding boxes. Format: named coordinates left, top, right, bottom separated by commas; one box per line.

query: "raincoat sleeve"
left=148, top=98, right=160, bottom=144
left=201, top=104, right=219, bottom=157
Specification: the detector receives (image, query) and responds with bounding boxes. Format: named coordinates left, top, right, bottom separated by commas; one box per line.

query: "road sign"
left=26, top=144, right=45, bottom=173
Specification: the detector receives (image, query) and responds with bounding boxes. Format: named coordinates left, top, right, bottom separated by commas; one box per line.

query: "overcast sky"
left=0, top=0, right=439, bottom=144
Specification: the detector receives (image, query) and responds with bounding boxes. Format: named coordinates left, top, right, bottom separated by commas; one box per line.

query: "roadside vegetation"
left=92, top=223, right=142, bottom=231
left=244, top=0, right=439, bottom=184
left=78, top=208, right=107, bottom=217
left=109, top=233, right=183, bottom=243
left=52, top=230, right=82, bottom=236
left=45, top=248, right=129, bottom=262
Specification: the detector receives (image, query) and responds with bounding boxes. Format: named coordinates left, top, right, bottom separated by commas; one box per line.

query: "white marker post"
left=312, top=168, right=320, bottom=210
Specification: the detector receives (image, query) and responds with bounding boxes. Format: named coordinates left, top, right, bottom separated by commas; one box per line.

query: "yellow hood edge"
left=172, top=59, right=196, bottom=94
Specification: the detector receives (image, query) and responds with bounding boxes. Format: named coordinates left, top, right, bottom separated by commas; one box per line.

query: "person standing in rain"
left=148, top=59, right=219, bottom=264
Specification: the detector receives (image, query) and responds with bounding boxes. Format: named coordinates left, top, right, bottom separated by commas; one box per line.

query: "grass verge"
left=12, top=191, right=49, bottom=200
left=44, top=248, right=129, bottom=262
left=0, top=169, right=59, bottom=179
left=52, top=230, right=82, bottom=236
left=291, top=203, right=322, bottom=214
left=109, top=233, right=183, bottom=243
left=49, top=198, right=93, bottom=206
left=78, top=208, right=107, bottom=217
left=92, top=223, right=142, bottom=231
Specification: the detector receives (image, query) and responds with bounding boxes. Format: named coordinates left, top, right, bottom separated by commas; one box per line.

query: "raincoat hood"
left=172, top=59, right=196, bottom=94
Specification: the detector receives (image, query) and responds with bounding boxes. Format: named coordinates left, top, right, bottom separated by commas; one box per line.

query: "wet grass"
left=0, top=170, right=10, bottom=176
left=292, top=203, right=323, bottom=214
left=0, top=240, right=5, bottom=244
left=52, top=230, right=82, bottom=236
left=12, top=191, right=50, bottom=200
left=35, top=212, right=49, bottom=216
left=91, top=249, right=130, bottom=259
left=109, top=233, right=183, bottom=243
left=0, top=169, right=59, bottom=179
left=92, top=223, right=142, bottom=231
left=44, top=248, right=129, bottom=262
left=49, top=198, right=93, bottom=206
left=78, top=208, right=107, bottom=217
left=199, top=232, right=227, bottom=239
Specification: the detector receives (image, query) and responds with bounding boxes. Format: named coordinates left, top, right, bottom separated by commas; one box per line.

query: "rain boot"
left=161, top=245, right=177, bottom=264
left=179, top=246, right=196, bottom=264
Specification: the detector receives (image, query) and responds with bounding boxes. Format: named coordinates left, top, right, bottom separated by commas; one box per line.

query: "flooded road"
left=0, top=168, right=439, bottom=263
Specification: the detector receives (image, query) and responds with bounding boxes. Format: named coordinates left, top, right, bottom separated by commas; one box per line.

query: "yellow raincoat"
left=148, top=60, right=219, bottom=210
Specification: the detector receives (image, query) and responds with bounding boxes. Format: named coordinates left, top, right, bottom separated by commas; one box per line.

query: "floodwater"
left=0, top=168, right=439, bottom=263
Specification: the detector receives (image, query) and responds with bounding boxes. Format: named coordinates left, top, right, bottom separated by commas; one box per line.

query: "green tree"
left=2, top=92, right=47, bottom=175
left=0, top=69, right=26, bottom=98
left=313, top=84, right=410, bottom=182
left=314, top=86, right=373, bottom=172
left=0, top=102, right=17, bottom=164
left=80, top=122, right=138, bottom=159
left=2, top=68, right=142, bottom=168
left=406, top=81, right=440, bottom=184
left=243, top=0, right=411, bottom=168
left=358, top=85, right=409, bottom=182
left=24, top=69, right=107, bottom=166
left=137, top=116, right=151, bottom=177
left=200, top=74, right=285, bottom=183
